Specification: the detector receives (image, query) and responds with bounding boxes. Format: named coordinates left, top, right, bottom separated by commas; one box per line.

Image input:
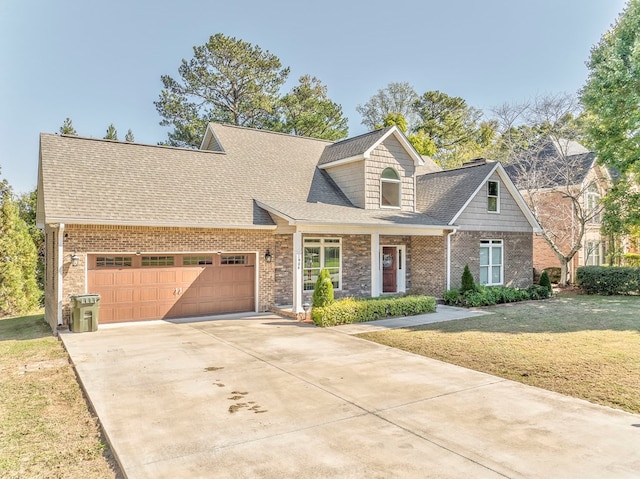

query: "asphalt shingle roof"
left=256, top=199, right=446, bottom=226
left=502, top=139, right=596, bottom=188
left=416, top=161, right=498, bottom=224
left=317, top=127, right=393, bottom=166
left=38, top=125, right=348, bottom=227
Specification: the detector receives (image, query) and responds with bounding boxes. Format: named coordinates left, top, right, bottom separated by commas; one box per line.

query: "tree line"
left=1, top=0, right=638, bottom=316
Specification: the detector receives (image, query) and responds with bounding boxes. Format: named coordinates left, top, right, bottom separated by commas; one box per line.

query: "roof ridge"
left=209, top=122, right=336, bottom=144
left=40, top=133, right=225, bottom=155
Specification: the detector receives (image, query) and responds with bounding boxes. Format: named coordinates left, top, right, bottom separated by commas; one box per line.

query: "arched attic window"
left=380, top=167, right=401, bottom=208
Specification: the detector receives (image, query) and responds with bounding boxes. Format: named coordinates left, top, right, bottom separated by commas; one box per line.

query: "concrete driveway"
left=61, top=313, right=640, bottom=478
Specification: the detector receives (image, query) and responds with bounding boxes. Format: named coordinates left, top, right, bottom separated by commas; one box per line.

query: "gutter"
left=57, top=223, right=65, bottom=326
left=446, top=228, right=458, bottom=291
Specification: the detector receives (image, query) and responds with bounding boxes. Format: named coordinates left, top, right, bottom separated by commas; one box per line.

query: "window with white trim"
left=303, top=238, right=341, bottom=291
left=479, top=240, right=503, bottom=285
left=487, top=181, right=499, bottom=212
left=380, top=167, right=401, bottom=208
left=585, top=241, right=601, bottom=266
left=586, top=183, right=601, bottom=224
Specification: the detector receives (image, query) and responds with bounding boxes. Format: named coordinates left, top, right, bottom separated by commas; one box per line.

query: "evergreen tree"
left=125, top=129, right=135, bottom=142
left=155, top=33, right=290, bottom=147
left=581, top=0, right=640, bottom=175
left=461, top=264, right=476, bottom=293
left=17, top=189, right=44, bottom=292
left=312, top=268, right=334, bottom=308
left=539, top=270, right=552, bottom=293
left=104, top=123, right=118, bottom=140
left=274, top=75, right=348, bottom=140
left=59, top=117, right=77, bottom=135
left=0, top=180, right=40, bottom=316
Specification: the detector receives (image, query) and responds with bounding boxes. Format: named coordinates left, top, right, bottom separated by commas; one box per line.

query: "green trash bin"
left=70, top=294, right=101, bottom=332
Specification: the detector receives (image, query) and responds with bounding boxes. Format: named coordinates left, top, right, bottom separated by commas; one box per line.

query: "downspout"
left=446, top=228, right=458, bottom=291
left=57, top=223, right=65, bottom=326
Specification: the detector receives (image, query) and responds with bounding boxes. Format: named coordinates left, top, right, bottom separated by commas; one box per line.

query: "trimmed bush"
left=461, top=264, right=476, bottom=292
left=442, top=284, right=550, bottom=307
left=539, top=270, right=552, bottom=293
left=576, top=266, right=640, bottom=295
left=312, top=268, right=334, bottom=307
left=311, top=295, right=437, bottom=327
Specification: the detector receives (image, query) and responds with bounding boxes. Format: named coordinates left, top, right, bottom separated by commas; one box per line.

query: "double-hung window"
left=479, top=240, right=503, bottom=285
left=487, top=181, right=499, bottom=212
left=303, top=238, right=341, bottom=291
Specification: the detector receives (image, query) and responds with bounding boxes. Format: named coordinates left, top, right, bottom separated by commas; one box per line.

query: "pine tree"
left=104, top=123, right=118, bottom=140
left=125, top=129, right=135, bottom=142
left=59, top=117, right=77, bottom=135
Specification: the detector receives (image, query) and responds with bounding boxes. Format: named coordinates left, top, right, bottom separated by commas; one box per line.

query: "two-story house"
left=504, top=138, right=612, bottom=283
left=37, top=123, right=540, bottom=330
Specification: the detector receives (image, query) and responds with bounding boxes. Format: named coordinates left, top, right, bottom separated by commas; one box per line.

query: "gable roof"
left=317, top=126, right=424, bottom=168
left=37, top=125, right=347, bottom=228
left=502, top=138, right=598, bottom=189
left=416, top=159, right=540, bottom=230
left=416, top=161, right=498, bottom=224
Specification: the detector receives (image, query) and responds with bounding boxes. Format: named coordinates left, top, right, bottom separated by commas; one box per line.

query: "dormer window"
left=487, top=180, right=499, bottom=212
left=381, top=167, right=401, bottom=208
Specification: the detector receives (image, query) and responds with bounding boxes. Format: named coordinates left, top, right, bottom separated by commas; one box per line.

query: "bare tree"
left=497, top=94, right=609, bottom=285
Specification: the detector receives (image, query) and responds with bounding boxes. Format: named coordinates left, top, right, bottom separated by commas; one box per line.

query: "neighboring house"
left=504, top=139, right=613, bottom=282
left=37, top=124, right=539, bottom=330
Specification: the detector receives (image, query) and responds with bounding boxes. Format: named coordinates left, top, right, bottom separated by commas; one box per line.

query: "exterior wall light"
left=265, top=249, right=273, bottom=263
left=70, top=252, right=79, bottom=267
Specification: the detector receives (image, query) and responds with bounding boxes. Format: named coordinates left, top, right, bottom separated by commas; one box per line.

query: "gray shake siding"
left=325, top=162, right=365, bottom=207
left=455, top=172, right=532, bottom=232
left=366, top=137, right=416, bottom=211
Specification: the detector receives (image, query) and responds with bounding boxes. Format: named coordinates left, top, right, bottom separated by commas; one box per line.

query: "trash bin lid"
left=72, top=294, right=101, bottom=304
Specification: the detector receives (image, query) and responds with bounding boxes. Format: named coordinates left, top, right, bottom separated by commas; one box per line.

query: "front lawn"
left=0, top=313, right=122, bottom=478
left=357, top=294, right=640, bottom=414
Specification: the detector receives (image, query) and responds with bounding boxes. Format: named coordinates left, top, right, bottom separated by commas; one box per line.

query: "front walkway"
left=330, top=304, right=490, bottom=334
left=60, top=311, right=640, bottom=478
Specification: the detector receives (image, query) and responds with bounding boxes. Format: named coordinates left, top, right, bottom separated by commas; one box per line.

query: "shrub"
left=311, top=295, right=436, bottom=327
left=312, top=268, right=334, bottom=307
left=539, top=270, right=552, bottom=293
left=623, top=253, right=640, bottom=267
left=544, top=267, right=562, bottom=283
left=527, top=284, right=552, bottom=300
left=576, top=266, right=640, bottom=295
left=442, top=284, right=550, bottom=307
left=461, top=264, right=476, bottom=293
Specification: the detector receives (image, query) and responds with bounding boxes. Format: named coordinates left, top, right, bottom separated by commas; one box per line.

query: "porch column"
left=292, top=231, right=303, bottom=313
left=371, top=233, right=380, bottom=297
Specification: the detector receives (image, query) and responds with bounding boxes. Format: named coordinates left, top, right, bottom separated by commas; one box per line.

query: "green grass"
left=0, top=313, right=122, bottom=478
left=357, top=294, right=640, bottom=414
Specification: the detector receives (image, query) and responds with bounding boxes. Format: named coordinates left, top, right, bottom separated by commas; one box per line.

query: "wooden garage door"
left=87, top=254, right=255, bottom=323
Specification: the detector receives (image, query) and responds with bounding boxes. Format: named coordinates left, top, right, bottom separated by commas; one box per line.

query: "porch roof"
left=255, top=199, right=447, bottom=231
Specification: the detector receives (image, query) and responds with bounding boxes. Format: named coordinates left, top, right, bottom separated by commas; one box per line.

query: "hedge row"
left=443, top=284, right=551, bottom=307
left=576, top=266, right=640, bottom=295
left=311, top=295, right=436, bottom=327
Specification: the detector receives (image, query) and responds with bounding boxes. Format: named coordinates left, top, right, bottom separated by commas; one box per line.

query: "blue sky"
left=0, top=0, right=627, bottom=194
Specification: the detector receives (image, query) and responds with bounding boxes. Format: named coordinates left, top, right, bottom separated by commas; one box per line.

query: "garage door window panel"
left=141, top=256, right=175, bottom=267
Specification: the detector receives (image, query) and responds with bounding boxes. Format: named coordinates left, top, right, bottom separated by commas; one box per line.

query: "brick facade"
left=449, top=231, right=533, bottom=289
left=48, top=225, right=276, bottom=328
left=410, top=236, right=447, bottom=297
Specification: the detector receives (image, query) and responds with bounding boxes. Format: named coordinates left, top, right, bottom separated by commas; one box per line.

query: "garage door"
left=87, top=254, right=255, bottom=323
